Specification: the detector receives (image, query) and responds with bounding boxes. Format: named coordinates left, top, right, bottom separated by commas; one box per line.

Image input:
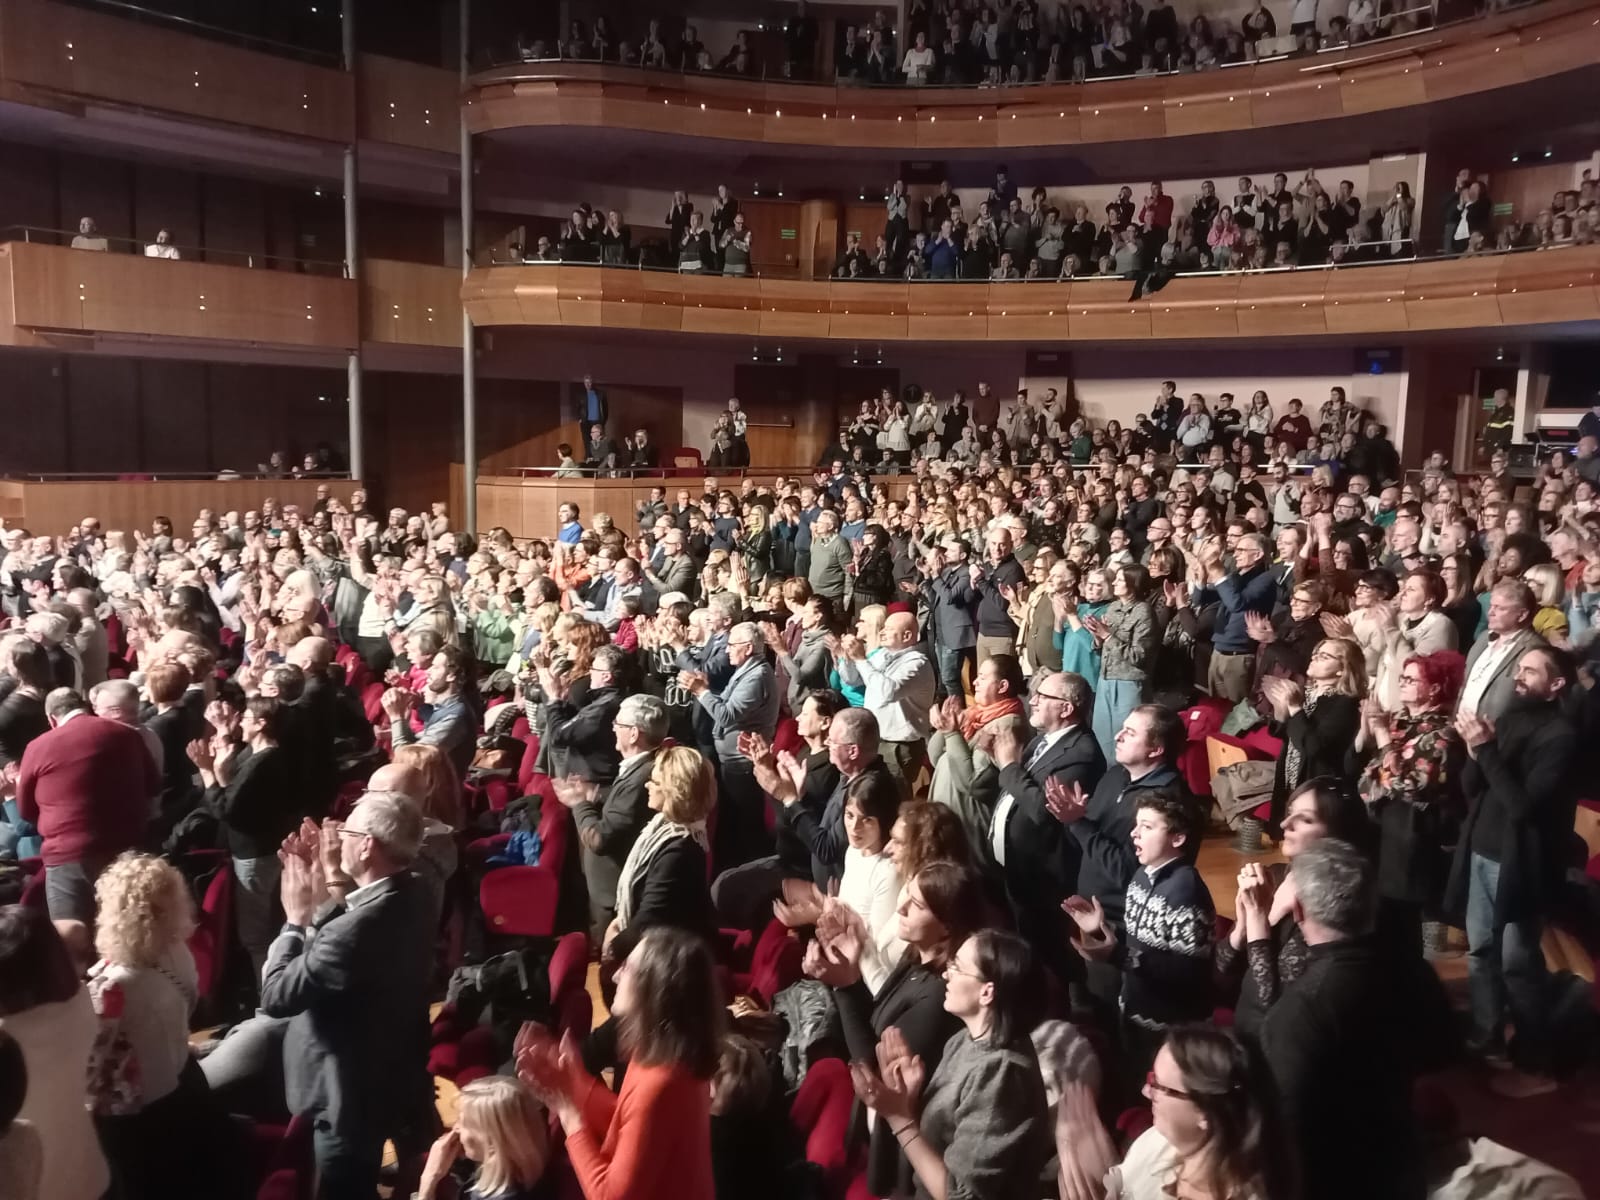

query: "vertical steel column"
left=460, top=0, right=478, bottom=535
left=342, top=0, right=363, bottom=481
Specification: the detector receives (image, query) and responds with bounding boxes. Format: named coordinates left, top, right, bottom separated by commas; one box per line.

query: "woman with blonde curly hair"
left=89, top=853, right=246, bottom=1198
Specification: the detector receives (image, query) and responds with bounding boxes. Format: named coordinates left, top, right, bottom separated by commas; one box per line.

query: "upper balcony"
left=459, top=242, right=1600, bottom=343
left=465, top=0, right=1600, bottom=156
left=0, top=232, right=356, bottom=352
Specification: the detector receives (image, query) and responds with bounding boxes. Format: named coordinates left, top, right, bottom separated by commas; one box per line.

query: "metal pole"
left=460, top=0, right=478, bottom=535
left=342, top=0, right=363, bottom=482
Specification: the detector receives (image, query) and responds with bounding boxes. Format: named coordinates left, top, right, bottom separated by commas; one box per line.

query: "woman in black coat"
left=1260, top=637, right=1365, bottom=827
left=802, top=862, right=982, bottom=1199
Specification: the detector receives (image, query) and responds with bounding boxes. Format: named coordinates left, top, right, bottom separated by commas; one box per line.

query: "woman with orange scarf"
left=926, top=653, right=1029, bottom=875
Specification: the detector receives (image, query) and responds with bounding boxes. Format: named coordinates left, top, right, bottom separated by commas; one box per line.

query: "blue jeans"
left=1093, top=677, right=1143, bottom=763
left=934, top=645, right=973, bottom=702
left=1464, top=852, right=1550, bottom=1066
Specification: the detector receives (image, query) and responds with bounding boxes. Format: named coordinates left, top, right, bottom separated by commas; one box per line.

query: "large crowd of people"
left=509, top=0, right=1510, bottom=82
left=2, top=380, right=1600, bottom=1200
left=511, top=165, right=1596, bottom=279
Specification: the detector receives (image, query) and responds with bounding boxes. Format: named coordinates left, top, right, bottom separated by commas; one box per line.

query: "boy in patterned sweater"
left=1064, top=787, right=1215, bottom=1087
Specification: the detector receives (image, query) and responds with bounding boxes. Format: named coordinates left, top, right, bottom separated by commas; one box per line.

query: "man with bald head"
left=289, top=635, right=374, bottom=759
left=962, top=525, right=1027, bottom=666
left=834, top=609, right=935, bottom=798
left=90, top=678, right=163, bottom=787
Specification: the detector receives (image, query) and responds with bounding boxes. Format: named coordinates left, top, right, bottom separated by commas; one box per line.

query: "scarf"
left=959, top=695, right=1024, bottom=739
left=614, top=811, right=709, bottom=930
left=1282, top=685, right=1328, bottom=792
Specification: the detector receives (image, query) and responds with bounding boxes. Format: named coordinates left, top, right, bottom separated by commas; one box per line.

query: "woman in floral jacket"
left=1356, top=649, right=1467, bottom=947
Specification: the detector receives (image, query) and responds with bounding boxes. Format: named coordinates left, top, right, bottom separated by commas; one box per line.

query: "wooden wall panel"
left=137, top=360, right=210, bottom=474
left=461, top=247, right=1600, bottom=342
left=741, top=199, right=804, bottom=277
left=57, top=153, right=132, bottom=244
left=357, top=53, right=460, bottom=155
left=4, top=242, right=358, bottom=349
left=134, top=165, right=200, bottom=251
left=362, top=258, right=462, bottom=347
left=0, top=0, right=355, bottom=143
left=201, top=176, right=269, bottom=263
left=64, top=357, right=139, bottom=473
left=8, top=478, right=361, bottom=541
left=0, top=352, right=67, bottom=473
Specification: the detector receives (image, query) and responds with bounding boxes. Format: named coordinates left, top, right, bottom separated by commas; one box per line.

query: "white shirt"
left=1291, top=0, right=1318, bottom=22
left=838, top=847, right=905, bottom=995
left=144, top=243, right=180, bottom=259
left=1458, top=632, right=1522, bottom=716
left=990, top=725, right=1072, bottom=866
left=834, top=647, right=936, bottom=743
left=902, top=45, right=935, bottom=81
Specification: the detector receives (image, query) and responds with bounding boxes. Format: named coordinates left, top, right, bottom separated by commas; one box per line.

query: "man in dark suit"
left=288, top=636, right=375, bottom=755
left=541, top=645, right=626, bottom=784
left=142, top=659, right=204, bottom=836
left=644, top=527, right=697, bottom=601
left=555, top=693, right=666, bottom=939
left=990, top=670, right=1106, bottom=986
left=685, top=620, right=780, bottom=868
left=260, top=790, right=435, bottom=1200
left=17, top=687, right=161, bottom=923
left=264, top=662, right=339, bottom=821
left=577, top=373, right=607, bottom=460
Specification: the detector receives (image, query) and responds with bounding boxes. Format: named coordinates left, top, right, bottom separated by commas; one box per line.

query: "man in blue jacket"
left=1194, top=531, right=1275, bottom=702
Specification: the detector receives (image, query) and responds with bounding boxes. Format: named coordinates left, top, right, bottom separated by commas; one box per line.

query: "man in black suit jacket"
left=261, top=790, right=435, bottom=1200
left=990, top=670, right=1107, bottom=986
left=555, top=693, right=665, bottom=939
left=541, top=645, right=626, bottom=783
left=265, top=662, right=339, bottom=820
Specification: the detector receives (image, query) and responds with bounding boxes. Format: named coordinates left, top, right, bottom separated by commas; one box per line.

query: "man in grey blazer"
left=555, top=693, right=667, bottom=939
left=260, top=791, right=435, bottom=1200
left=1458, top=580, right=1544, bottom=724
left=684, top=621, right=780, bottom=869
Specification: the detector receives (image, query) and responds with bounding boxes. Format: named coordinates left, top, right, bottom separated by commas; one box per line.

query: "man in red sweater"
left=15, top=689, right=159, bottom=923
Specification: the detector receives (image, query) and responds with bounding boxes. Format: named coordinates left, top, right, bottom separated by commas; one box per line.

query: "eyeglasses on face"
left=1145, top=1071, right=1193, bottom=1102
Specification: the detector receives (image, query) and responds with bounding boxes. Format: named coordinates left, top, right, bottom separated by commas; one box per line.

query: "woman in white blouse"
left=835, top=770, right=905, bottom=994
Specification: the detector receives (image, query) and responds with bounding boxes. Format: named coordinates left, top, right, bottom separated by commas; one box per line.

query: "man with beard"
left=1449, top=646, right=1581, bottom=1097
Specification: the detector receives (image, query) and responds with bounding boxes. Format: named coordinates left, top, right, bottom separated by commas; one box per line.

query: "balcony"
left=0, top=0, right=355, bottom=141
left=465, top=0, right=1600, bottom=151
left=459, top=244, right=1600, bottom=342
left=0, top=236, right=357, bottom=351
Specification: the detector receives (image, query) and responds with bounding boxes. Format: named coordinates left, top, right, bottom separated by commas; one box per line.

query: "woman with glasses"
left=1245, top=578, right=1327, bottom=683
left=1061, top=1024, right=1292, bottom=1200
left=850, top=930, right=1052, bottom=1200
left=515, top=927, right=720, bottom=1200
left=1437, top=552, right=1481, bottom=650
left=1372, top=569, right=1458, bottom=711
left=1358, top=650, right=1466, bottom=952
left=802, top=862, right=982, bottom=1200
left=1260, top=638, right=1364, bottom=829
left=1214, top=778, right=1374, bottom=1038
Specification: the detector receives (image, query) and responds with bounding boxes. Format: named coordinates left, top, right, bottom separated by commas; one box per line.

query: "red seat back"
left=547, top=931, right=590, bottom=1001
left=790, top=1058, right=854, bottom=1186
left=479, top=866, right=559, bottom=939
left=254, top=1112, right=313, bottom=1200
left=745, top=919, right=804, bottom=1008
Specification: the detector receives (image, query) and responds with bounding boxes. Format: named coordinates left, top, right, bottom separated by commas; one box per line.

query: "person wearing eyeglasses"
left=259, top=790, right=434, bottom=1200
left=1260, top=638, right=1365, bottom=829
left=1191, top=530, right=1275, bottom=704
left=849, top=929, right=1053, bottom=1200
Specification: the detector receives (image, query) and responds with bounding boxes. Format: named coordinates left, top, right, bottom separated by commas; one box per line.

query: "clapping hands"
left=1061, top=895, right=1114, bottom=960
left=849, top=1026, right=925, bottom=1124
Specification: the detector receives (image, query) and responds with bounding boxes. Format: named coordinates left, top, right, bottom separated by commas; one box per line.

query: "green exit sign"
left=780, top=228, right=797, bottom=240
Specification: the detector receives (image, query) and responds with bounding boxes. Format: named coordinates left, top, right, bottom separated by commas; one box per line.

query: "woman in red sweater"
left=515, top=927, right=721, bottom=1200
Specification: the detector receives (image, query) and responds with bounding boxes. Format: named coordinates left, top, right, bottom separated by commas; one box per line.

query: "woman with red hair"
left=1356, top=649, right=1467, bottom=947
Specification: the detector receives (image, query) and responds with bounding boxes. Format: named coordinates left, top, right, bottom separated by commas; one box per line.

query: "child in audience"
left=1064, top=788, right=1215, bottom=1089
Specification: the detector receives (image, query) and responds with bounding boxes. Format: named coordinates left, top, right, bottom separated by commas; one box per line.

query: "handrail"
left=59, top=0, right=341, bottom=66
left=486, top=461, right=1327, bottom=476
left=3, top=471, right=353, bottom=481
left=478, top=236, right=1585, bottom=284
left=2, top=226, right=347, bottom=276
left=474, top=0, right=1536, bottom=91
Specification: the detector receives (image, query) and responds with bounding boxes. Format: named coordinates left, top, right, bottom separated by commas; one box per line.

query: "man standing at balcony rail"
left=784, top=0, right=818, bottom=78
left=144, top=229, right=180, bottom=259
left=577, top=374, right=607, bottom=461
left=70, top=216, right=108, bottom=251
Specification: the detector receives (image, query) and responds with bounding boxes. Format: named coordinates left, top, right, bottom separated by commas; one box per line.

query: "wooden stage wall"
left=0, top=478, right=363, bottom=537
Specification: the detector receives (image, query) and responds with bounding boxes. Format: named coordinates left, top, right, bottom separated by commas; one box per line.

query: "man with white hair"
left=682, top=620, right=779, bottom=867
left=89, top=678, right=163, bottom=782
left=553, top=693, right=668, bottom=937
left=24, top=611, right=79, bottom=691
left=833, top=609, right=935, bottom=798
left=65, top=588, right=108, bottom=689
left=261, top=790, right=435, bottom=1199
